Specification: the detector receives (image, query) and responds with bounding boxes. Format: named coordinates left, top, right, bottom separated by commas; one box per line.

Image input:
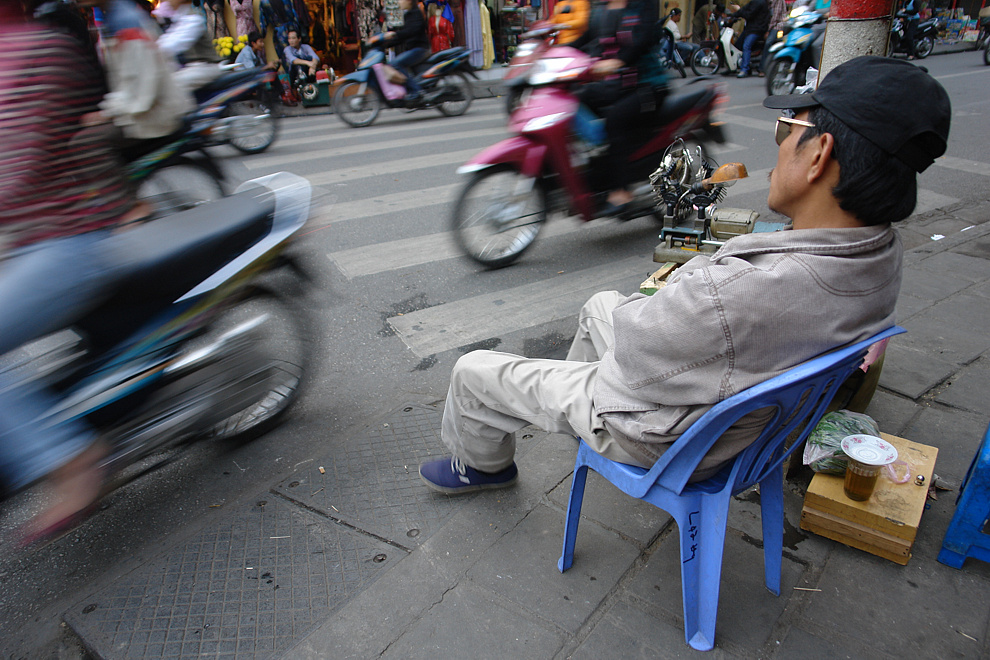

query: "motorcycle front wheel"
left=333, top=81, right=382, bottom=127
left=196, top=289, right=308, bottom=442
left=915, top=35, right=934, bottom=59
left=451, top=167, right=547, bottom=269
left=766, top=59, right=798, bottom=96
left=225, top=99, right=279, bottom=154
left=691, top=47, right=721, bottom=76
left=138, top=157, right=224, bottom=214
left=436, top=73, right=474, bottom=117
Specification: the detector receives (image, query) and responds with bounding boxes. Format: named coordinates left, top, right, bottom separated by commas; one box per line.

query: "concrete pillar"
left=818, top=0, right=894, bottom=78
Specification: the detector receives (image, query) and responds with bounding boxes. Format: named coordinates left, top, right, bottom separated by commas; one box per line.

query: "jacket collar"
left=711, top=224, right=896, bottom=262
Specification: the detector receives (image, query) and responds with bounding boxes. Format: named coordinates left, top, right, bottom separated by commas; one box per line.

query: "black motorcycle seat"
left=657, top=86, right=713, bottom=125
left=195, top=69, right=260, bottom=98
left=111, top=191, right=274, bottom=302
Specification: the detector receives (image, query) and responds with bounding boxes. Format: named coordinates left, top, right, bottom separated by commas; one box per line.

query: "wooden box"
left=800, top=433, right=937, bottom=565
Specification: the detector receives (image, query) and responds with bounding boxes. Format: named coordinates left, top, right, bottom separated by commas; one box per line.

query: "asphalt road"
left=1, top=49, right=988, bottom=659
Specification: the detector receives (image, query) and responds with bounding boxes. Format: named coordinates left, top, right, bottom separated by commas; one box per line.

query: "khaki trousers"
left=440, top=291, right=644, bottom=472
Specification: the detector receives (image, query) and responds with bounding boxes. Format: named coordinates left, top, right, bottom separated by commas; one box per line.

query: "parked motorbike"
left=765, top=7, right=825, bottom=96
left=450, top=46, right=727, bottom=268
left=691, top=16, right=765, bottom=76
left=502, top=23, right=560, bottom=115
left=332, top=40, right=476, bottom=127
left=0, top=173, right=311, bottom=507
left=888, top=11, right=940, bottom=59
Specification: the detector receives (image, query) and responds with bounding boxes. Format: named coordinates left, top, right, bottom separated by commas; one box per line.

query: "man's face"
left=288, top=31, right=301, bottom=47
left=251, top=38, right=265, bottom=52
left=671, top=12, right=681, bottom=22
left=767, top=110, right=814, bottom=217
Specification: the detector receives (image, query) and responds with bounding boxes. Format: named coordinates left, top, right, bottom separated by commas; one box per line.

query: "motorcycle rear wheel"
left=138, top=157, right=224, bottom=215
left=333, top=81, right=382, bottom=127
left=691, top=47, right=721, bottom=76
left=766, top=59, right=798, bottom=96
left=436, top=73, right=474, bottom=117
left=915, top=35, right=934, bottom=59
left=451, top=166, right=547, bottom=269
left=225, top=99, right=279, bottom=154
left=196, top=289, right=308, bottom=442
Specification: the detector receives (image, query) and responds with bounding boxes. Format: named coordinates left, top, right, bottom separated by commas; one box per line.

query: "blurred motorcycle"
left=0, top=173, right=311, bottom=501
left=888, top=11, right=940, bottom=59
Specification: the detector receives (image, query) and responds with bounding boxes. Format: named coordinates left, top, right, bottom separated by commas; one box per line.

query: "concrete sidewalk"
left=61, top=202, right=990, bottom=658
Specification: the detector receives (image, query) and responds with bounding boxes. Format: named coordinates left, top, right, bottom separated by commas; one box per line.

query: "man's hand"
left=591, top=58, right=624, bottom=77
left=80, top=110, right=108, bottom=126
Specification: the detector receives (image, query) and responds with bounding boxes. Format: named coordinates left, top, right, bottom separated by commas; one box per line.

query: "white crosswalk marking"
left=308, top=149, right=479, bottom=185
left=937, top=156, right=990, bottom=178
left=387, top=257, right=649, bottom=357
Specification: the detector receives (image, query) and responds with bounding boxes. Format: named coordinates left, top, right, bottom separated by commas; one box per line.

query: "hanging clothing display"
left=479, top=0, right=493, bottom=68
left=463, top=0, right=482, bottom=67
left=259, top=0, right=299, bottom=59
left=204, top=0, right=229, bottom=39
left=230, top=0, right=258, bottom=37
left=428, top=5, right=454, bottom=51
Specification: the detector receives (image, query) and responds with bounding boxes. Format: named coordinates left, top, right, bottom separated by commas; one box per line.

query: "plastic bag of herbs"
left=802, top=410, right=881, bottom=474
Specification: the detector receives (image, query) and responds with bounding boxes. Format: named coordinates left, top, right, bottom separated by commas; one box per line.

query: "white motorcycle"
left=691, top=16, right=763, bottom=76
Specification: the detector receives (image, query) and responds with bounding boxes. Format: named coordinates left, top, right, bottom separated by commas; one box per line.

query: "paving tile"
left=899, top=267, right=972, bottom=302
left=466, top=504, right=640, bottom=634
left=895, top=226, right=930, bottom=252
left=798, top=546, right=990, bottom=658
left=380, top=582, right=564, bottom=659
left=65, top=498, right=400, bottom=660
left=894, top=292, right=935, bottom=322
left=878, top=342, right=956, bottom=400
left=625, top=531, right=805, bottom=650
left=913, top=251, right=990, bottom=285
left=934, top=356, right=990, bottom=413
left=727, top=488, right=831, bottom=567
left=775, top=624, right=895, bottom=660
left=863, top=390, right=923, bottom=436
left=547, top=468, right=672, bottom=549
left=900, top=406, right=990, bottom=482
left=950, top=203, right=990, bottom=226
left=911, top=217, right=978, bottom=240
left=901, top=297, right=990, bottom=364
left=954, top=235, right=990, bottom=262
left=571, top=598, right=742, bottom=659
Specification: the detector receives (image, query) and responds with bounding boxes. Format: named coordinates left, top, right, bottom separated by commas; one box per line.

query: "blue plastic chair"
left=937, top=422, right=990, bottom=569
left=558, top=326, right=905, bottom=652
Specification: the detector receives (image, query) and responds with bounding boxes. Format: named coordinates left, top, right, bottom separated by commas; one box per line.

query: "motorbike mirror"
left=704, top=162, right=748, bottom=187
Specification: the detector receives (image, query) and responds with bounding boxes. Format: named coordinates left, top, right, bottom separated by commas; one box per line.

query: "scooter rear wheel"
left=691, top=47, right=721, bottom=76
left=333, top=81, right=382, bottom=127
left=451, top=167, right=547, bottom=269
left=195, top=289, right=308, bottom=442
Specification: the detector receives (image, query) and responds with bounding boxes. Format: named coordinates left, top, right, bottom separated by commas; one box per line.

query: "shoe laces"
left=451, top=456, right=468, bottom=476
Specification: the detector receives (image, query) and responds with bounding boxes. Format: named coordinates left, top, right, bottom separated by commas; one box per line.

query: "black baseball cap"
left=763, top=56, right=951, bottom=173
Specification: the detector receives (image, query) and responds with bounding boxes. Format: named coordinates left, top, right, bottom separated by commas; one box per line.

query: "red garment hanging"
left=429, top=13, right=454, bottom=51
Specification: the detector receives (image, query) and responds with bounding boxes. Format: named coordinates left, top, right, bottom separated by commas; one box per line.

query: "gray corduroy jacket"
left=593, top=225, right=903, bottom=478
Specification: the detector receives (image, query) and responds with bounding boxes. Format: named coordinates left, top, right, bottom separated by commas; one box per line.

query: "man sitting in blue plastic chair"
left=419, top=57, right=951, bottom=494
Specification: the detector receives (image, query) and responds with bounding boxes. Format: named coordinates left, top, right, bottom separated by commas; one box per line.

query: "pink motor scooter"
left=450, top=46, right=728, bottom=268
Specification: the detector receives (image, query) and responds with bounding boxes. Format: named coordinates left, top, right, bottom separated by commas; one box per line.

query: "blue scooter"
left=765, top=7, right=825, bottom=96
left=332, top=40, right=476, bottom=127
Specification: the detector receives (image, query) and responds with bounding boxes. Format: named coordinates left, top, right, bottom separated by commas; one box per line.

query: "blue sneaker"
left=419, top=456, right=518, bottom=494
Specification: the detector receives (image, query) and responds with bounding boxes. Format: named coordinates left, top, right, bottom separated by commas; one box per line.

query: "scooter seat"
left=657, top=86, right=714, bottom=125
left=75, top=192, right=274, bottom=346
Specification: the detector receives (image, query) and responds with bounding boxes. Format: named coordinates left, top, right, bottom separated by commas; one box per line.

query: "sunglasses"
left=774, top=116, right=816, bottom=146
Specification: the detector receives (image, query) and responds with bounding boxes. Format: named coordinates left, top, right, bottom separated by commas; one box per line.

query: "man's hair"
left=247, top=30, right=263, bottom=42
left=287, top=29, right=299, bottom=38
left=797, top=106, right=917, bottom=226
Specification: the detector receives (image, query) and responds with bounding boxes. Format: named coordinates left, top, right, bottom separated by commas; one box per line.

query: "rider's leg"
left=602, top=86, right=665, bottom=208
left=391, top=47, right=428, bottom=96
left=739, top=32, right=759, bottom=75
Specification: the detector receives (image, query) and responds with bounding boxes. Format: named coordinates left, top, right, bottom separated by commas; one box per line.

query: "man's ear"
left=805, top=131, right=836, bottom=184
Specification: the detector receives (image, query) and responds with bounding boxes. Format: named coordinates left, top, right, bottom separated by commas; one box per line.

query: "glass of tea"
left=840, top=435, right=898, bottom=502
